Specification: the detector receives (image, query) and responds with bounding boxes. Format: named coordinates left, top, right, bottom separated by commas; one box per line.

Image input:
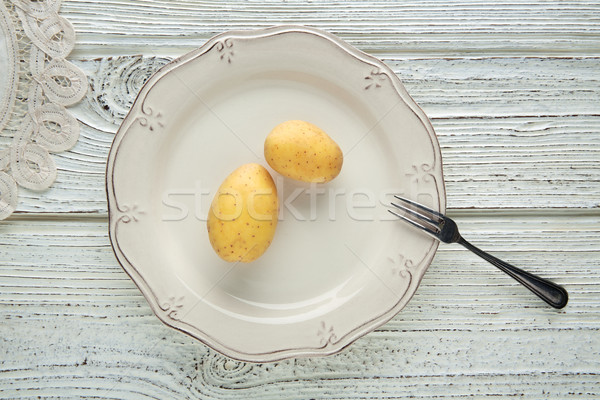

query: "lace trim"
left=0, top=0, right=87, bottom=220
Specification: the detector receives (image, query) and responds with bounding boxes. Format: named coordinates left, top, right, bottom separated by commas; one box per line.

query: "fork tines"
left=388, top=195, right=442, bottom=235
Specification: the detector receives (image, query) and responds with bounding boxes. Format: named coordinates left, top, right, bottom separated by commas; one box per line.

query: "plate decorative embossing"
left=107, top=26, right=445, bottom=362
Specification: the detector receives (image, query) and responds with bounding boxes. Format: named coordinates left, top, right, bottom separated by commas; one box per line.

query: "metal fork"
left=389, top=196, right=568, bottom=309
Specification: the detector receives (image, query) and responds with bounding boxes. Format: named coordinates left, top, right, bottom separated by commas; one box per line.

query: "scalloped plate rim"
left=106, top=25, right=446, bottom=362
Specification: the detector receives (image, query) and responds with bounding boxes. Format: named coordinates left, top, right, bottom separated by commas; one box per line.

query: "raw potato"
left=207, top=163, right=279, bottom=263
left=264, top=120, right=343, bottom=183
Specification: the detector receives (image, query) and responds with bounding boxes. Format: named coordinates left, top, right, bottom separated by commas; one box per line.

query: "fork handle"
left=458, top=238, right=568, bottom=309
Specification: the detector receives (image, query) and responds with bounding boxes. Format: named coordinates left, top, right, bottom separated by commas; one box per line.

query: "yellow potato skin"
left=264, top=120, right=343, bottom=183
left=207, top=163, right=279, bottom=263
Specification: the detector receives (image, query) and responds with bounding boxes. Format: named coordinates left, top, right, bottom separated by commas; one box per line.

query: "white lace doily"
left=0, top=0, right=87, bottom=220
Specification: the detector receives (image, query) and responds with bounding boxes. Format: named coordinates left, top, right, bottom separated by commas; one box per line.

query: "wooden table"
left=2, top=1, right=599, bottom=398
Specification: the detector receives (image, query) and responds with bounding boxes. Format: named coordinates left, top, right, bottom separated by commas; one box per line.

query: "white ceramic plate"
left=107, top=26, right=445, bottom=362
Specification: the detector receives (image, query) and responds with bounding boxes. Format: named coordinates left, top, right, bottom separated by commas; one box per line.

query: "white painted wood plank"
left=0, top=216, right=598, bottom=398
left=6, top=55, right=597, bottom=214
left=61, top=0, right=600, bottom=57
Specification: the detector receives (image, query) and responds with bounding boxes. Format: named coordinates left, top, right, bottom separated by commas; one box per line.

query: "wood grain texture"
left=2, top=0, right=600, bottom=214
left=6, top=55, right=600, bottom=214
left=0, top=216, right=598, bottom=398
left=3, top=0, right=599, bottom=214
left=2, top=0, right=599, bottom=398
left=60, top=0, right=600, bottom=57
